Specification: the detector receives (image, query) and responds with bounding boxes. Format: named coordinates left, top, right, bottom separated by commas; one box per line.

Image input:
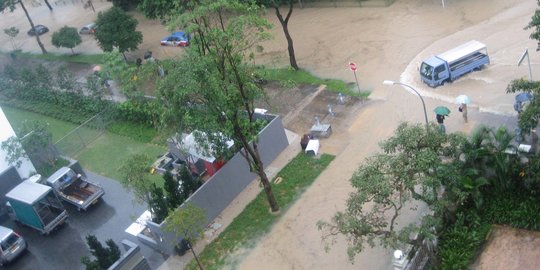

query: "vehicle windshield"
left=0, top=234, right=19, bottom=251
left=420, top=63, right=433, bottom=79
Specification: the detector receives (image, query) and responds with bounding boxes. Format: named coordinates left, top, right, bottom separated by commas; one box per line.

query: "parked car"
left=0, top=226, right=27, bottom=266
left=79, top=23, right=97, bottom=34
left=27, top=25, right=49, bottom=36
left=160, top=31, right=190, bottom=47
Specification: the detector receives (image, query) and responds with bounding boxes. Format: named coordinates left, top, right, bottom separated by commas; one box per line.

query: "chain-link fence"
left=54, top=112, right=107, bottom=157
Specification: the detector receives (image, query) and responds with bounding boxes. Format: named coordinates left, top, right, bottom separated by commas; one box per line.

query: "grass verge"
left=187, top=153, right=335, bottom=270
left=2, top=106, right=165, bottom=184
left=257, top=67, right=370, bottom=98
left=2, top=50, right=106, bottom=64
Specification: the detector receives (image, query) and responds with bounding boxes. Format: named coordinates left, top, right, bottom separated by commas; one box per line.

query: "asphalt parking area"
left=0, top=171, right=166, bottom=270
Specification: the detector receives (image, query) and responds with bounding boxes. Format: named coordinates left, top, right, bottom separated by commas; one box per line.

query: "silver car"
left=79, top=23, right=97, bottom=34
left=0, top=226, right=27, bottom=266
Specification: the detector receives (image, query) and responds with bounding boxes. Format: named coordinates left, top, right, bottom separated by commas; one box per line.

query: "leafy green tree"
left=163, top=170, right=184, bottom=209
left=110, top=0, right=139, bottom=10
left=0, top=0, right=47, bottom=54
left=149, top=183, right=170, bottom=223
left=318, top=123, right=461, bottom=262
left=119, top=154, right=155, bottom=215
left=3, top=26, right=19, bottom=50
left=160, top=0, right=280, bottom=212
left=506, top=78, right=540, bottom=133
left=179, top=165, right=202, bottom=199
left=165, top=203, right=206, bottom=270
left=51, top=26, right=82, bottom=55
left=138, top=0, right=178, bottom=20
left=95, top=7, right=143, bottom=61
left=1, top=120, right=58, bottom=169
left=81, top=235, right=121, bottom=270
left=525, top=0, right=540, bottom=43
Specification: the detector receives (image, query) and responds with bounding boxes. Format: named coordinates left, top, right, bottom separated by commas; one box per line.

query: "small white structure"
left=305, top=139, right=320, bottom=156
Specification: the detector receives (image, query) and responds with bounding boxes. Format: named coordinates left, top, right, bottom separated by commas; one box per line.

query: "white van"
left=0, top=225, right=27, bottom=266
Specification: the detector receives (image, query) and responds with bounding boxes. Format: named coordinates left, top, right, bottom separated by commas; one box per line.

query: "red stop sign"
left=349, top=62, right=357, bottom=72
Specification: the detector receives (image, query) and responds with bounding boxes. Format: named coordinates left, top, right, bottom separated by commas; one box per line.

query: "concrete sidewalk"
left=157, top=129, right=301, bottom=269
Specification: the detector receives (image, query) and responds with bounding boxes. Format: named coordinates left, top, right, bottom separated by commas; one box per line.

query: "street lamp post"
left=383, top=80, right=429, bottom=127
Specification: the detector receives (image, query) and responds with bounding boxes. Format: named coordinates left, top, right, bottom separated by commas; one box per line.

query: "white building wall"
left=0, top=106, right=36, bottom=179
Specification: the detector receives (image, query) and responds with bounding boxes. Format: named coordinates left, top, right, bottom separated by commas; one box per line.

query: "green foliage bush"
left=437, top=188, right=540, bottom=269
left=0, top=64, right=162, bottom=143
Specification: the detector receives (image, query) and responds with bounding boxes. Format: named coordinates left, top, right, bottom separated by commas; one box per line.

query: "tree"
left=138, top=0, right=178, bottom=20
left=149, top=183, right=170, bottom=223
left=506, top=78, right=540, bottom=133
left=163, top=170, right=184, bottom=209
left=81, top=235, right=121, bottom=270
left=119, top=154, right=155, bottom=215
left=255, top=0, right=299, bottom=70
left=160, top=0, right=280, bottom=212
left=525, top=0, right=540, bottom=44
left=1, top=120, right=58, bottom=170
left=43, top=0, right=52, bottom=10
left=95, top=7, right=142, bottom=61
left=0, top=0, right=47, bottom=54
left=51, top=26, right=82, bottom=55
left=165, top=203, right=206, bottom=270
left=317, top=123, right=461, bottom=262
left=3, top=26, right=19, bottom=51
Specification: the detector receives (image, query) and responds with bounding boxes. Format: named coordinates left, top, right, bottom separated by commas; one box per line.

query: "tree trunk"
left=188, top=241, right=204, bottom=270
left=122, top=52, right=128, bottom=62
left=274, top=1, right=299, bottom=70
left=258, top=164, right=279, bottom=212
left=43, top=0, right=53, bottom=10
left=19, top=1, right=47, bottom=54
left=71, top=48, right=74, bottom=55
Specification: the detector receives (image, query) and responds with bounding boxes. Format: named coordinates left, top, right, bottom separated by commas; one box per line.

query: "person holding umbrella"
left=434, top=106, right=451, bottom=134
left=456, top=95, right=471, bottom=123
left=515, top=93, right=533, bottom=114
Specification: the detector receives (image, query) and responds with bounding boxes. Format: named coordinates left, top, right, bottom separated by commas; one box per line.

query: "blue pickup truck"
left=420, top=40, right=490, bottom=87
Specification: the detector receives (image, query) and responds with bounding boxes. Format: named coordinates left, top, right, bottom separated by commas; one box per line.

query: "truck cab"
left=420, top=57, right=448, bottom=87
left=420, top=40, right=489, bottom=87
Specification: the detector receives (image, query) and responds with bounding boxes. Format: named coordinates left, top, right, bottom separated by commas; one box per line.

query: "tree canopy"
left=158, top=0, right=280, bottom=211
left=318, top=123, right=463, bottom=261
left=51, top=26, right=82, bottom=55
left=95, top=7, right=142, bottom=60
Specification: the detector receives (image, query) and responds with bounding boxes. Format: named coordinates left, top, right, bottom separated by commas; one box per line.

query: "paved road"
left=1, top=171, right=166, bottom=270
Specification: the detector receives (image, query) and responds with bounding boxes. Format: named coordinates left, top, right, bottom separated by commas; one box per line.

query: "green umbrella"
left=434, top=106, right=451, bottom=115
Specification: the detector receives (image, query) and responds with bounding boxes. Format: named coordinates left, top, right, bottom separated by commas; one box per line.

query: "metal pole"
left=395, top=82, right=429, bottom=127
left=527, top=49, right=533, bottom=81
left=353, top=71, right=361, bottom=92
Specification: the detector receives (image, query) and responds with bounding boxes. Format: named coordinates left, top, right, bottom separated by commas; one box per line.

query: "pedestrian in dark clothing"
left=436, top=114, right=446, bottom=134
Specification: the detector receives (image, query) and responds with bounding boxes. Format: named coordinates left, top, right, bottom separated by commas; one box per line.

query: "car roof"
left=84, top=23, right=96, bottom=28
left=171, top=31, right=186, bottom=37
left=0, top=226, right=14, bottom=238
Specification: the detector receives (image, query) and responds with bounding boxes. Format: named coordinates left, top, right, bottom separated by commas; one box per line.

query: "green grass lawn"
left=257, top=68, right=370, bottom=97
left=74, top=132, right=165, bottom=181
left=2, top=106, right=78, bottom=141
left=2, top=106, right=165, bottom=183
left=188, top=153, right=335, bottom=270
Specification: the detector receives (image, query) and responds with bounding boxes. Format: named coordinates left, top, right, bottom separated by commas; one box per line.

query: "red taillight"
left=14, top=232, right=21, bottom=237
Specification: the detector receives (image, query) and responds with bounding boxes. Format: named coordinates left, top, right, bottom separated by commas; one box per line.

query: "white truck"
left=420, top=40, right=490, bottom=87
left=44, top=167, right=105, bottom=211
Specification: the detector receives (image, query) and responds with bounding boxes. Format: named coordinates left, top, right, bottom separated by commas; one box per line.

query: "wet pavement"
left=0, top=171, right=167, bottom=270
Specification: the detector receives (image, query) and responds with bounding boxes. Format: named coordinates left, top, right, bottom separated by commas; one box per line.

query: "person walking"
left=436, top=114, right=446, bottom=134
left=459, top=103, right=468, bottom=123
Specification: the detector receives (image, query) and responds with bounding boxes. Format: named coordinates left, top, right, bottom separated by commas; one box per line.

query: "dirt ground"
left=1, top=0, right=539, bottom=270
left=472, top=225, right=540, bottom=270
